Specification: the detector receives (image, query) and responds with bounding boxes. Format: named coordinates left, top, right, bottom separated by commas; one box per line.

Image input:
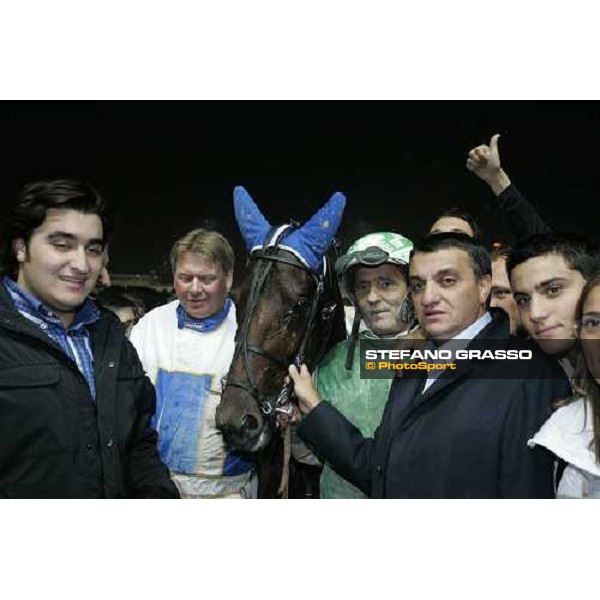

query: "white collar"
left=434, top=311, right=492, bottom=353
left=452, top=311, right=492, bottom=341
left=528, top=397, right=600, bottom=477
left=422, top=312, right=492, bottom=393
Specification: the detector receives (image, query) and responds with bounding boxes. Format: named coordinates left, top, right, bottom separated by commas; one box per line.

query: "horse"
left=216, top=187, right=347, bottom=498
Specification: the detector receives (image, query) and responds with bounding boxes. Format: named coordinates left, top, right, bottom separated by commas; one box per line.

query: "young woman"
left=529, top=271, right=600, bottom=498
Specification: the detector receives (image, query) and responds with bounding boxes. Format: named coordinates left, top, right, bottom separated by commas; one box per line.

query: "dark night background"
left=1, top=101, right=597, bottom=278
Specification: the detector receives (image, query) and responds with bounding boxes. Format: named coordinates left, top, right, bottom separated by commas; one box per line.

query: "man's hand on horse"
left=276, top=402, right=301, bottom=427
left=287, top=364, right=322, bottom=415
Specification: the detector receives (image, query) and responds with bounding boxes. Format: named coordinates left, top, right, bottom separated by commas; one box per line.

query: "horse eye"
left=283, top=299, right=309, bottom=325
left=294, top=299, right=309, bottom=312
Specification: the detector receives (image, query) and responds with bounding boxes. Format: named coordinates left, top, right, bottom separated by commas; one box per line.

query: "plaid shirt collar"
left=2, top=276, right=100, bottom=332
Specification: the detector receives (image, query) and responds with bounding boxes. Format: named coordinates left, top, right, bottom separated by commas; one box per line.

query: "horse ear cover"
left=234, top=186, right=272, bottom=251
left=284, top=192, right=346, bottom=272
left=234, top=186, right=346, bottom=273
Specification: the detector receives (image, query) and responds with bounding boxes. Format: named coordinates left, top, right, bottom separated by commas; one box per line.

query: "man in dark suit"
left=288, top=233, right=571, bottom=498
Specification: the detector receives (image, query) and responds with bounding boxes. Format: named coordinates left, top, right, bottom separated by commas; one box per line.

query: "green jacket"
left=315, top=332, right=392, bottom=499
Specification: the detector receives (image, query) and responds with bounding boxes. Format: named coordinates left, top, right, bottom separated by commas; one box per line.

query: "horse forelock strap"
left=250, top=224, right=292, bottom=255
left=250, top=224, right=326, bottom=275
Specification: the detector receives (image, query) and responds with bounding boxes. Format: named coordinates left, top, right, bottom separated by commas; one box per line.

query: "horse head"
left=216, top=186, right=347, bottom=451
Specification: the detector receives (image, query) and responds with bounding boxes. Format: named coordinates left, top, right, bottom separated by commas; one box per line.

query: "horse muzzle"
left=216, top=402, right=273, bottom=451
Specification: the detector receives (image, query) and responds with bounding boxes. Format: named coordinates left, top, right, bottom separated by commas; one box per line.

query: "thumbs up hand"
left=466, top=133, right=511, bottom=196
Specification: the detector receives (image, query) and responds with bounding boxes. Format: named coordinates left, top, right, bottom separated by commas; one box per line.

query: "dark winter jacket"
left=298, top=310, right=571, bottom=498
left=0, top=286, right=179, bottom=498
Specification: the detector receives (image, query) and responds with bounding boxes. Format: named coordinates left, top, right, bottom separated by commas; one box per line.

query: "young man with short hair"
left=0, top=179, right=178, bottom=498
left=507, top=233, right=600, bottom=495
left=507, top=233, right=600, bottom=372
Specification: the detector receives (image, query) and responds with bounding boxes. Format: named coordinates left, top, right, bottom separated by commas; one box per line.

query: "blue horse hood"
left=234, top=186, right=346, bottom=272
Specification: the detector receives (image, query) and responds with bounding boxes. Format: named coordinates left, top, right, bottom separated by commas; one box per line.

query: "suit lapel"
left=401, top=310, right=508, bottom=423
left=395, top=358, right=473, bottom=433
left=418, top=357, right=473, bottom=403
left=388, top=310, right=510, bottom=430
left=387, top=370, right=427, bottom=428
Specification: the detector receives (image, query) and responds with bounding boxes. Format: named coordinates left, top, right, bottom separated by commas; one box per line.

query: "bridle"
left=225, top=225, right=338, bottom=418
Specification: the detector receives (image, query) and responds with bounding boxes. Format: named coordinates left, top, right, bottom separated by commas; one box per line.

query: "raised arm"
left=467, top=133, right=552, bottom=244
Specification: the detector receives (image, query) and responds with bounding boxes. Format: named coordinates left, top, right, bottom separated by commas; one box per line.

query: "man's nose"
left=190, top=278, right=203, bottom=294
left=529, top=295, right=548, bottom=323
left=71, top=247, right=90, bottom=273
left=421, top=281, right=440, bottom=306
left=366, top=285, right=380, bottom=303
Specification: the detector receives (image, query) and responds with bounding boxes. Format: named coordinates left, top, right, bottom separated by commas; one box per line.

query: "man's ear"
left=13, top=238, right=27, bottom=264
left=479, top=274, right=492, bottom=305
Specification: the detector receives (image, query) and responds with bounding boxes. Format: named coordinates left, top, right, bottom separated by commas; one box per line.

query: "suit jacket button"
left=375, top=464, right=383, bottom=474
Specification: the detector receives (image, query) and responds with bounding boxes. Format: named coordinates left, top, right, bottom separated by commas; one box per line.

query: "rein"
left=225, top=225, right=338, bottom=419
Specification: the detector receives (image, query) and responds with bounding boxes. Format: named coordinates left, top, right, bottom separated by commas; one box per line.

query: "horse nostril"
left=241, top=414, right=259, bottom=432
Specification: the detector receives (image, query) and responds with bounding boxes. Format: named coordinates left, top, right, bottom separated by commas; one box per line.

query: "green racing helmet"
left=336, top=231, right=414, bottom=298
left=336, top=232, right=415, bottom=370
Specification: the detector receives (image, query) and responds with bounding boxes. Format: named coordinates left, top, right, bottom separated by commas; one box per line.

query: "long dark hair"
left=568, top=271, right=600, bottom=463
